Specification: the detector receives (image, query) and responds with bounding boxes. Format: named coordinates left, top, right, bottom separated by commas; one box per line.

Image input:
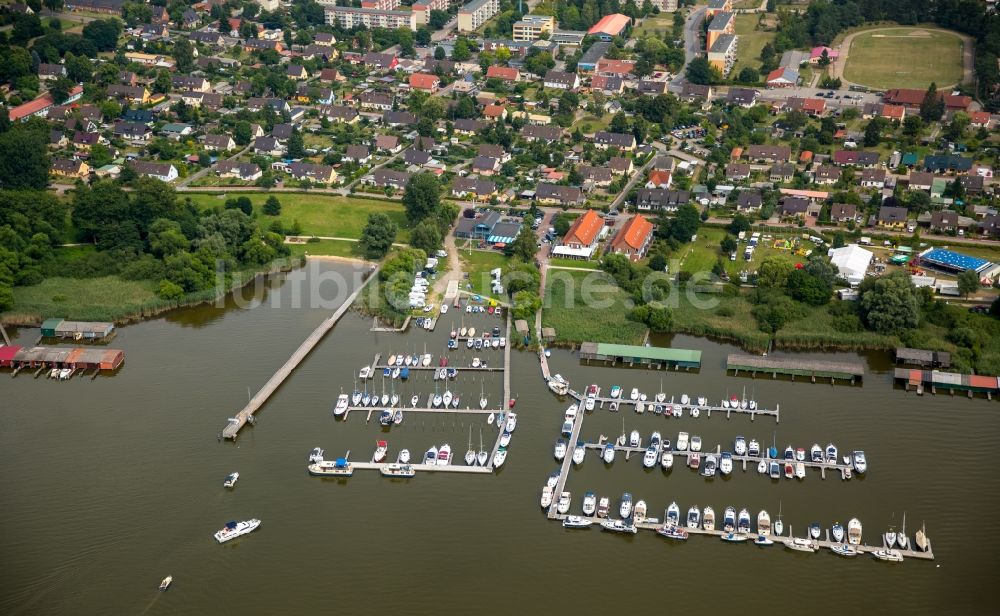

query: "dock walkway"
left=347, top=461, right=492, bottom=474
left=567, top=391, right=779, bottom=423
left=547, top=405, right=586, bottom=520
left=221, top=266, right=379, bottom=439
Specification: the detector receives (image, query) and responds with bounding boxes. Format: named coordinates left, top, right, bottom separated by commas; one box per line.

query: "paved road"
left=669, top=6, right=707, bottom=91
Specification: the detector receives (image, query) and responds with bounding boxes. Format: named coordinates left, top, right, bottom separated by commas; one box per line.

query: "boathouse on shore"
left=579, top=342, right=703, bottom=370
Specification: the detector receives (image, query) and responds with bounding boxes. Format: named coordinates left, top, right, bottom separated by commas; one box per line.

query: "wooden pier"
left=566, top=390, right=780, bottom=423
left=727, top=354, right=864, bottom=384
left=547, top=405, right=586, bottom=520
left=221, top=266, right=380, bottom=440
left=548, top=513, right=934, bottom=560
left=343, top=406, right=503, bottom=420
left=372, top=364, right=504, bottom=372
left=344, top=461, right=492, bottom=474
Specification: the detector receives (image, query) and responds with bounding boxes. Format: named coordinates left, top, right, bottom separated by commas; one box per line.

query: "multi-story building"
left=458, top=0, right=499, bottom=33
left=707, top=33, right=738, bottom=76
left=705, top=0, right=732, bottom=19
left=324, top=7, right=417, bottom=30
left=629, top=0, right=676, bottom=11
left=706, top=11, right=735, bottom=51
left=513, top=15, right=555, bottom=41
left=412, top=0, right=447, bottom=26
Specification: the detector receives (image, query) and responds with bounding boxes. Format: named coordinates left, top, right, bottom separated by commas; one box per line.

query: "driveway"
left=669, top=6, right=708, bottom=91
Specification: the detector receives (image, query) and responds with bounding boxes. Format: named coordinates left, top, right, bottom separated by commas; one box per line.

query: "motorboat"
left=308, top=447, right=324, bottom=463
left=680, top=394, right=689, bottom=405
left=872, top=549, right=904, bottom=562
left=657, top=525, right=688, bottom=540
left=466, top=339, right=474, bottom=349
left=422, top=353, right=432, bottom=367
left=379, top=410, right=393, bottom=426
left=214, top=519, right=261, bottom=544
left=810, top=444, right=823, bottom=463
left=223, top=472, right=239, bottom=489
left=573, top=441, right=586, bottom=465
left=795, top=448, right=806, bottom=462
left=690, top=435, right=702, bottom=452
left=629, top=388, right=639, bottom=401
left=758, top=460, right=768, bottom=474
left=619, top=492, right=633, bottom=519
left=159, top=576, right=173, bottom=591
left=723, top=507, right=736, bottom=533
left=848, top=518, right=863, bottom=545
left=334, top=394, right=349, bottom=416
left=688, top=453, right=701, bottom=469
left=701, top=454, right=718, bottom=477
left=650, top=431, right=661, bottom=448
left=831, top=523, right=845, bottom=543
left=394, top=409, right=403, bottom=425
left=395, top=355, right=404, bottom=367
left=540, top=485, right=554, bottom=508
left=729, top=394, right=739, bottom=407
left=499, top=337, right=506, bottom=348
left=809, top=523, right=822, bottom=540
left=472, top=357, right=481, bottom=368
left=757, top=510, right=771, bottom=536
left=560, top=421, right=573, bottom=437
left=609, top=401, right=619, bottom=412
left=603, top=443, right=615, bottom=464
left=690, top=406, right=700, bottom=418
left=852, top=451, right=867, bottom=474
left=629, top=430, right=641, bottom=448
left=642, top=445, right=658, bottom=468
left=720, top=452, right=733, bottom=475
left=734, top=436, right=747, bottom=456
left=398, top=449, right=410, bottom=464
left=737, top=509, right=751, bottom=534
left=610, top=385, right=622, bottom=399
left=373, top=440, right=388, bottom=463
left=830, top=544, right=859, bottom=557
left=633, top=500, right=647, bottom=521
left=491, top=338, right=499, bottom=349
left=380, top=463, right=415, bottom=478
left=687, top=505, right=700, bottom=529
left=411, top=395, right=419, bottom=407
left=754, top=535, right=774, bottom=546
left=748, top=439, right=761, bottom=457
left=564, top=404, right=579, bottom=421
left=424, top=447, right=438, bottom=466
left=382, top=368, right=391, bottom=378
left=499, top=431, right=511, bottom=447
left=795, top=462, right=806, bottom=480
left=826, top=443, right=838, bottom=464
left=784, top=462, right=794, bottom=479
left=554, top=439, right=567, bottom=461
left=677, top=432, right=689, bottom=451
left=583, top=492, right=597, bottom=516
left=493, top=446, right=507, bottom=467
left=671, top=405, right=682, bottom=418
left=785, top=536, right=817, bottom=553
left=635, top=401, right=644, bottom=414
left=597, top=497, right=610, bottom=518
left=547, top=378, right=569, bottom=396
left=557, top=491, right=572, bottom=514
left=584, top=397, right=595, bottom=412
left=769, top=461, right=780, bottom=479
left=308, top=458, right=353, bottom=476
left=359, top=366, right=371, bottom=379
left=666, top=502, right=680, bottom=527
left=720, top=532, right=749, bottom=543
left=562, top=516, right=593, bottom=529
left=783, top=446, right=795, bottom=460
left=661, top=451, right=674, bottom=469
left=601, top=519, right=637, bottom=534
left=703, top=507, right=715, bottom=531
left=400, top=367, right=409, bottom=380
left=451, top=394, right=460, bottom=409
left=505, top=412, right=517, bottom=433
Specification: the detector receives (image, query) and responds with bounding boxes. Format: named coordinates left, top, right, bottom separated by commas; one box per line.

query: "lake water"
left=2, top=260, right=997, bottom=614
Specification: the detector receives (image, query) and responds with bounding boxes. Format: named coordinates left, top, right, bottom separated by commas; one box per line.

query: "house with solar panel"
left=917, top=248, right=1000, bottom=282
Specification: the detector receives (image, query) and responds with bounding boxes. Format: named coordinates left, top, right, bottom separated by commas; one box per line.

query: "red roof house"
left=609, top=214, right=654, bottom=260
left=409, top=72, right=440, bottom=92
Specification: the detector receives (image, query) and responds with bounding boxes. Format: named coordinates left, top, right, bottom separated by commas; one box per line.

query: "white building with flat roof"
left=324, top=6, right=417, bottom=30
left=458, top=0, right=499, bottom=32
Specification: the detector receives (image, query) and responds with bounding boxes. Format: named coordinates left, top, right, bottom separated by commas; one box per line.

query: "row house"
left=215, top=161, right=262, bottom=182
left=635, top=189, right=690, bottom=212
left=593, top=131, right=636, bottom=151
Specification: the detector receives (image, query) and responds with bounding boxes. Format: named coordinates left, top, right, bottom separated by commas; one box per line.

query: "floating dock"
left=579, top=342, right=702, bottom=370
left=567, top=390, right=780, bottom=423
left=222, top=266, right=379, bottom=440
left=727, top=354, right=864, bottom=384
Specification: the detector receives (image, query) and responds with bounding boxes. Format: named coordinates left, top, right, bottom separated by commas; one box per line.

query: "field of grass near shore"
left=459, top=250, right=509, bottom=300
left=6, top=276, right=162, bottom=323
left=542, top=269, right=647, bottom=345
left=185, top=193, right=411, bottom=242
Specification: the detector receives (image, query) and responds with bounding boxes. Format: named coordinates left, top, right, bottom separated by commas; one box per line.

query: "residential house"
left=203, top=134, right=236, bottom=152
left=486, top=65, right=519, bottom=81
left=830, top=202, right=860, bottom=224
left=736, top=190, right=762, bottom=211
left=405, top=148, right=434, bottom=167
left=645, top=169, right=672, bottom=189
left=878, top=104, right=905, bottom=122
left=832, top=150, right=879, bottom=167
left=554, top=208, right=604, bottom=258
left=680, top=83, right=713, bottom=102
left=172, top=76, right=210, bottom=92
left=38, top=63, right=66, bottom=81
left=483, top=104, right=507, bottom=121
left=72, top=131, right=101, bottom=149
left=744, top=145, right=791, bottom=163
left=471, top=155, right=500, bottom=175
left=363, top=52, right=399, bottom=71
left=122, top=108, right=154, bottom=124
left=960, top=174, right=984, bottom=196
left=766, top=66, right=798, bottom=88
left=635, top=188, right=690, bottom=212
left=609, top=214, right=654, bottom=261
left=725, top=163, right=751, bottom=182
left=252, top=136, right=285, bottom=157
left=593, top=131, right=636, bottom=151
left=49, top=130, right=69, bottom=149
left=785, top=96, right=826, bottom=116
left=637, top=80, right=668, bottom=96
left=543, top=70, right=580, bottom=90
left=181, top=91, right=223, bottom=109
left=535, top=182, right=584, bottom=206
left=287, top=162, right=337, bottom=184
left=113, top=121, right=150, bottom=142
left=128, top=160, right=178, bottom=182
left=726, top=87, right=758, bottom=107
left=454, top=119, right=487, bottom=135
left=452, top=177, right=497, bottom=201
left=358, top=91, right=393, bottom=111
left=769, top=162, right=795, bottom=183
left=409, top=72, right=440, bottom=92
left=877, top=205, right=909, bottom=229
left=215, top=161, right=262, bottom=181
left=107, top=85, right=149, bottom=104
left=344, top=145, right=371, bottom=164
left=591, top=75, right=625, bottom=95
left=520, top=125, right=562, bottom=142
left=981, top=214, right=1000, bottom=238
left=860, top=168, right=886, bottom=189
left=375, top=134, right=402, bottom=153
left=243, top=39, right=283, bottom=53
left=321, top=105, right=360, bottom=124
left=778, top=196, right=811, bottom=218
left=51, top=158, right=90, bottom=179
left=909, top=171, right=934, bottom=192
left=383, top=111, right=417, bottom=127
left=271, top=124, right=294, bottom=141
left=190, top=31, right=224, bottom=46
left=969, top=111, right=992, bottom=129
left=319, top=68, right=345, bottom=83
left=608, top=157, right=633, bottom=175
left=926, top=210, right=959, bottom=234
left=367, top=168, right=412, bottom=190
left=595, top=58, right=635, bottom=78
left=814, top=164, right=841, bottom=185
left=246, top=97, right=289, bottom=113
left=924, top=155, right=974, bottom=174
left=577, top=164, right=614, bottom=187
left=161, top=123, right=193, bottom=140
left=477, top=144, right=510, bottom=163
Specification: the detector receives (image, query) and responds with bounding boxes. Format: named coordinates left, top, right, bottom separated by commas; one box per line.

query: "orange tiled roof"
left=611, top=214, right=653, bottom=252
left=409, top=72, right=440, bottom=90
left=564, top=209, right=604, bottom=246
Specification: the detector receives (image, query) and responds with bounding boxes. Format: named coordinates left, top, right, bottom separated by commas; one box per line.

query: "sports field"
left=843, top=28, right=964, bottom=89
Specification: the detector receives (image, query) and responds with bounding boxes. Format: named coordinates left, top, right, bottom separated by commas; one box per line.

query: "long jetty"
left=567, top=390, right=780, bottom=423
left=221, top=265, right=379, bottom=440
left=727, top=354, right=864, bottom=384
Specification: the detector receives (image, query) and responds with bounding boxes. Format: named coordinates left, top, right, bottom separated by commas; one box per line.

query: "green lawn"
left=7, top=276, right=161, bottom=323
left=548, top=258, right=599, bottom=270
left=732, top=13, right=777, bottom=75
left=634, top=15, right=676, bottom=39
left=542, top=269, right=647, bottom=345
left=459, top=250, right=509, bottom=299
left=287, top=239, right=364, bottom=259
left=184, top=193, right=411, bottom=242
left=573, top=115, right=612, bottom=134
left=843, top=27, right=964, bottom=89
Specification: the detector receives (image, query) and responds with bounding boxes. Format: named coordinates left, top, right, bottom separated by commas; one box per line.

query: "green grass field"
left=573, top=115, right=612, bottom=134
left=459, top=250, right=508, bottom=299
left=634, top=15, right=676, bottom=40
left=843, top=28, right=964, bottom=89
left=286, top=239, right=363, bottom=259
left=184, top=193, right=411, bottom=242
left=732, top=13, right=777, bottom=76
left=542, top=269, right=647, bottom=345
left=548, top=258, right=599, bottom=270
left=8, top=276, right=161, bottom=322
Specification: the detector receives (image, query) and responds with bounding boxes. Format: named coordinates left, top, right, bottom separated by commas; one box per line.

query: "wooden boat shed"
left=895, top=347, right=951, bottom=368
left=895, top=368, right=1000, bottom=398
left=2, top=346, right=125, bottom=371
left=580, top=342, right=702, bottom=370
left=40, top=318, right=115, bottom=341
left=727, top=354, right=864, bottom=383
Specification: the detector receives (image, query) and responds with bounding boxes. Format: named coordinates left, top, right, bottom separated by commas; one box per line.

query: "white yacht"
left=690, top=435, right=702, bottom=452
left=676, top=432, right=689, bottom=451
left=214, top=519, right=261, bottom=543
left=557, top=491, right=572, bottom=515
left=629, top=387, right=640, bottom=401
left=308, top=447, right=324, bottom=463
left=572, top=441, right=586, bottom=465
left=734, top=436, right=747, bottom=456
left=582, top=492, right=597, bottom=516
left=629, top=430, right=641, bottom=448
left=660, top=451, right=674, bottom=469
left=540, top=485, right=553, bottom=508
left=493, top=446, right=507, bottom=467
left=702, top=506, right=716, bottom=531
left=563, top=516, right=593, bottom=529
left=223, top=472, right=239, bottom=489
left=334, top=394, right=349, bottom=416
left=554, top=439, right=567, bottom=461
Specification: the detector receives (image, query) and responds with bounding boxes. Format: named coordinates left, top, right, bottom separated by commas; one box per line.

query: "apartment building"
left=458, top=0, right=499, bottom=33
